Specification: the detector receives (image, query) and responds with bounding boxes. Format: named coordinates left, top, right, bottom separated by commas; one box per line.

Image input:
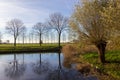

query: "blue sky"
left=0, top=0, right=78, bottom=42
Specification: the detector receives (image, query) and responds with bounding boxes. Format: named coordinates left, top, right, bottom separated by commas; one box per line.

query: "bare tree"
left=6, top=19, right=26, bottom=47
left=31, top=32, right=34, bottom=44
left=21, top=27, right=27, bottom=44
left=48, top=12, right=68, bottom=48
left=33, top=22, right=47, bottom=46
left=28, top=33, right=31, bottom=43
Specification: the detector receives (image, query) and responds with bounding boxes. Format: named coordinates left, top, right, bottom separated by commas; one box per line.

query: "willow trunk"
left=96, top=42, right=107, bottom=63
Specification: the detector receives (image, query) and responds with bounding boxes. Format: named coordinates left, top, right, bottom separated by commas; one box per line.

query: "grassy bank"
left=0, top=43, right=64, bottom=53
left=80, top=50, right=120, bottom=79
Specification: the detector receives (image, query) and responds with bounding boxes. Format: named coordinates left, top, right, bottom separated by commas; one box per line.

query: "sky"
left=0, top=0, right=78, bottom=42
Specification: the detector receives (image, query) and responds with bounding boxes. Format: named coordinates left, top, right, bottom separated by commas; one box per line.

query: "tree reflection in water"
left=46, top=52, right=84, bottom=80
left=32, top=53, right=51, bottom=75
left=5, top=53, right=26, bottom=79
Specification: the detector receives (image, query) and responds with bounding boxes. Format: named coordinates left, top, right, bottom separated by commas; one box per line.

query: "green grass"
left=81, top=50, right=120, bottom=79
left=0, top=43, right=65, bottom=53
left=0, top=43, right=60, bottom=47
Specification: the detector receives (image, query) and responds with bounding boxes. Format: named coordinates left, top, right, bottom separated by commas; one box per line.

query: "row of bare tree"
left=16, top=31, right=68, bottom=44
left=5, top=12, right=69, bottom=47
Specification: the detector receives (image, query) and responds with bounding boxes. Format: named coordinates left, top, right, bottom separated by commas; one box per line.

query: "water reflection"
left=46, top=52, right=82, bottom=80
left=0, top=53, right=98, bottom=80
left=32, top=53, right=51, bottom=75
left=5, top=53, right=26, bottom=79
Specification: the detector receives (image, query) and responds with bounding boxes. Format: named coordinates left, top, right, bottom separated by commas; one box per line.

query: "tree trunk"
left=39, top=34, right=41, bottom=46
left=58, top=33, right=61, bottom=49
left=23, top=36, right=24, bottom=44
left=14, top=38, right=16, bottom=47
left=96, top=41, right=107, bottom=63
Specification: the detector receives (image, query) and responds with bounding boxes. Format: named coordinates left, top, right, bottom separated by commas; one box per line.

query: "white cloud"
left=0, top=1, right=51, bottom=42
left=0, top=1, right=50, bottom=28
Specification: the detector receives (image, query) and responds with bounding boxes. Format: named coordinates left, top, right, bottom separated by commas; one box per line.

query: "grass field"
left=0, top=43, right=60, bottom=47
left=0, top=43, right=65, bottom=53
left=81, top=50, right=120, bottom=79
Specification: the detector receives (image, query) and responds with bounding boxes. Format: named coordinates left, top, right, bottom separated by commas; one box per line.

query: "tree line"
left=4, top=12, right=69, bottom=48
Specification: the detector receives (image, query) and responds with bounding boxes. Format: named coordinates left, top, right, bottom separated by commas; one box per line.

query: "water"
left=0, top=53, right=98, bottom=80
